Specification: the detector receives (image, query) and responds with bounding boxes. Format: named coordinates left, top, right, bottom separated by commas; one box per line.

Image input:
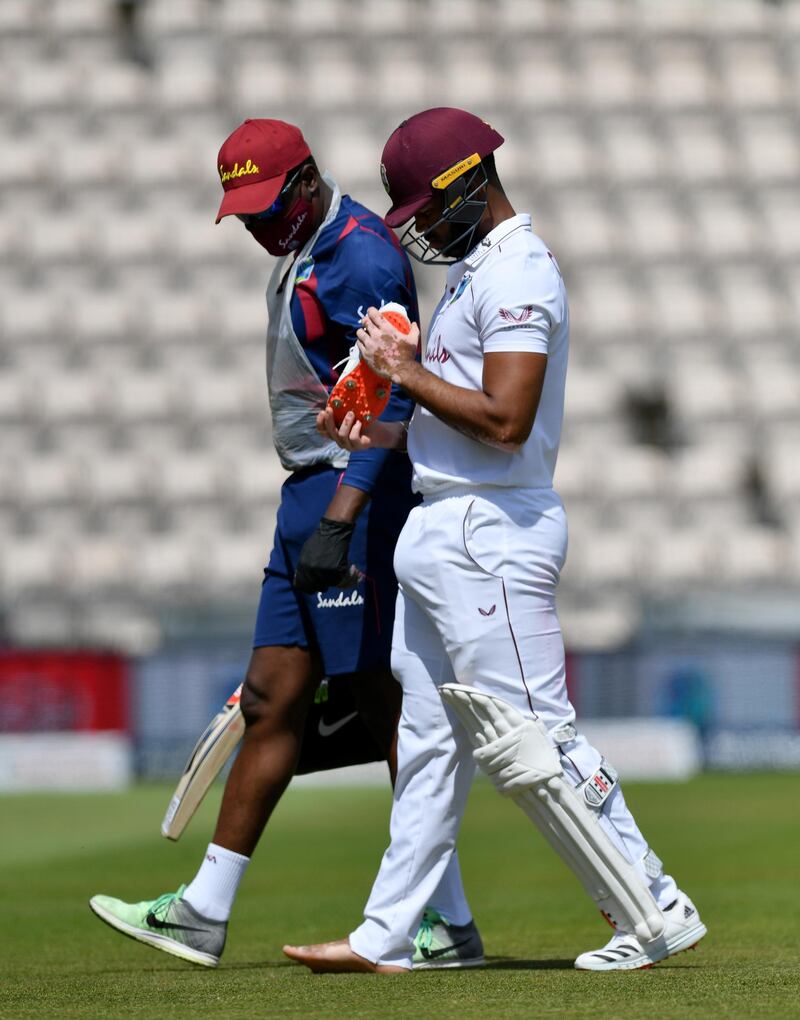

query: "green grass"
left=1, top=774, right=798, bottom=1019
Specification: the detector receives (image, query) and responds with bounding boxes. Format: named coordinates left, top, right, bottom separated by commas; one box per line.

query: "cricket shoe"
left=412, top=908, right=485, bottom=970
left=89, top=884, right=226, bottom=967
left=574, top=891, right=706, bottom=971
left=326, top=302, right=410, bottom=426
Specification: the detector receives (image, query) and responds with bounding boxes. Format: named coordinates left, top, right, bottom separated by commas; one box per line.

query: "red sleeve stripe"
left=295, top=271, right=326, bottom=344
left=337, top=215, right=359, bottom=242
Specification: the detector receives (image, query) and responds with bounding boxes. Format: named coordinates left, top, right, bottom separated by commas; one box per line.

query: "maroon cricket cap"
left=380, top=108, right=504, bottom=228
left=215, top=119, right=312, bottom=224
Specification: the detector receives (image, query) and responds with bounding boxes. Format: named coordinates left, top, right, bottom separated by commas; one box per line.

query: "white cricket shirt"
left=408, top=214, right=569, bottom=496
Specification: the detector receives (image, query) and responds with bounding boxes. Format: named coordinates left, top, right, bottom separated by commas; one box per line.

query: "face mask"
left=248, top=196, right=316, bottom=256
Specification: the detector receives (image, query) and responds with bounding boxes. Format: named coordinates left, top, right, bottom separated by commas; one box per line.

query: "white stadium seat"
left=204, top=533, right=269, bottom=591
left=743, top=357, right=800, bottom=422
left=666, top=115, right=735, bottom=184
left=83, top=455, right=152, bottom=505
left=668, top=357, right=745, bottom=424
left=718, top=41, right=790, bottom=110
left=16, top=455, right=86, bottom=508
left=669, top=443, right=748, bottom=501
left=599, top=117, right=665, bottom=185
left=70, top=538, right=134, bottom=591
left=132, top=535, right=199, bottom=590
left=155, top=59, right=218, bottom=111
left=598, top=445, right=671, bottom=503
left=620, top=190, right=688, bottom=261
left=716, top=266, right=789, bottom=336
left=717, top=526, right=787, bottom=584
left=563, top=365, right=624, bottom=423
left=551, top=190, right=620, bottom=262
left=691, top=190, right=759, bottom=261
left=0, top=536, right=70, bottom=594
left=151, top=452, right=225, bottom=504
left=578, top=40, right=642, bottom=110
left=645, top=267, right=716, bottom=338
left=216, top=0, right=287, bottom=36
left=228, top=53, right=294, bottom=109
left=649, top=40, right=717, bottom=110
left=109, top=372, right=177, bottom=424
left=569, top=268, right=642, bottom=339
left=526, top=116, right=597, bottom=185
left=759, top=188, right=800, bottom=258
left=567, top=528, right=643, bottom=589
left=645, top=529, right=721, bottom=589
left=738, top=115, right=800, bottom=183
left=36, top=372, right=107, bottom=424
left=508, top=44, right=572, bottom=110
left=79, top=62, right=152, bottom=113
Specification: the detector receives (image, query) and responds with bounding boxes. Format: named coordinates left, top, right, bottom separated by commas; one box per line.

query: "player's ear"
left=300, top=162, right=319, bottom=198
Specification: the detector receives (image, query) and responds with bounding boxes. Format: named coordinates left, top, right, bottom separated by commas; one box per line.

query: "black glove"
left=293, top=517, right=358, bottom=593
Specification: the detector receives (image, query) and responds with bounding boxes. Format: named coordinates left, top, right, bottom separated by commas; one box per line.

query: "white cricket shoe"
left=574, top=891, right=707, bottom=971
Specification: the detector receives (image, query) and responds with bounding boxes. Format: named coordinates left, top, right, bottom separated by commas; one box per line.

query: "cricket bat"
left=161, top=684, right=246, bottom=840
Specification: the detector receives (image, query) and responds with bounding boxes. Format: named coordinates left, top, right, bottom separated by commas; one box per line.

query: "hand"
left=356, top=306, right=419, bottom=382
left=293, top=517, right=360, bottom=593
left=316, top=407, right=404, bottom=452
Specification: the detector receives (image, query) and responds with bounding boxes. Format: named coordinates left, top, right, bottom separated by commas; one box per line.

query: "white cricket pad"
left=440, top=683, right=665, bottom=945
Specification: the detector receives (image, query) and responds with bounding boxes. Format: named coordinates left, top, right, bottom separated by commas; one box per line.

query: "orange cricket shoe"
left=327, top=302, right=410, bottom=426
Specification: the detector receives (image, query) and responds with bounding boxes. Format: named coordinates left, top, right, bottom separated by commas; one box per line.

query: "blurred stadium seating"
left=1, top=0, right=799, bottom=657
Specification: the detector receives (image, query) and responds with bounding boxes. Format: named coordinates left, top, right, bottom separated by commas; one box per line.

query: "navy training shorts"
left=253, top=460, right=418, bottom=676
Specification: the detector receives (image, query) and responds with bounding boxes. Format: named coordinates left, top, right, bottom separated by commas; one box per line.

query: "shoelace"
left=148, top=885, right=185, bottom=920
left=331, top=345, right=358, bottom=376
left=416, top=909, right=443, bottom=950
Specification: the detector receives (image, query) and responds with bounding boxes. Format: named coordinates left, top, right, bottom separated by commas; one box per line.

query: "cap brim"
left=215, top=175, right=285, bottom=224
left=384, top=193, right=432, bottom=229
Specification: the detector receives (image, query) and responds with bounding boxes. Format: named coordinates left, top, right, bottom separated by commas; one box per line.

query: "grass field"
left=1, top=773, right=798, bottom=1020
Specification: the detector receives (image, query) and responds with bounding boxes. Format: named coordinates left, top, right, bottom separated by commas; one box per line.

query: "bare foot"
left=282, top=938, right=408, bottom=974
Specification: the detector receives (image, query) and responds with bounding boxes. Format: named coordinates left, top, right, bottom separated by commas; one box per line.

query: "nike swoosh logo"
left=145, top=912, right=208, bottom=934
left=420, top=937, right=473, bottom=960
left=317, top=711, right=359, bottom=738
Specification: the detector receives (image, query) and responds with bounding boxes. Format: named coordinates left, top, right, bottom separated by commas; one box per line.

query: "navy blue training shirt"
left=287, top=193, right=418, bottom=493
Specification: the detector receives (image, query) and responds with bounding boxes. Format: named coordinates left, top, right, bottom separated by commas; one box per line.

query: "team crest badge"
left=295, top=257, right=314, bottom=284
left=448, top=271, right=473, bottom=305
left=380, top=162, right=390, bottom=195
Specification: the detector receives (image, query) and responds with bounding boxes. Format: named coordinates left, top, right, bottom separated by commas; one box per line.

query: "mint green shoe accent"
left=412, top=908, right=485, bottom=970
left=89, top=884, right=226, bottom=967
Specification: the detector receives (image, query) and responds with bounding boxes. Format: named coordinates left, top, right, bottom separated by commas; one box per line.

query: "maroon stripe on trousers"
left=499, top=577, right=537, bottom=717
left=460, top=501, right=537, bottom=717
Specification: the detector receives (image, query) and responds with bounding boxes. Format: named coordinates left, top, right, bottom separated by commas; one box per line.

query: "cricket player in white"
left=285, top=108, right=706, bottom=974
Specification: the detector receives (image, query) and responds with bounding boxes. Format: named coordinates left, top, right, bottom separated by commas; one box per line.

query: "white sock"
left=182, top=843, right=250, bottom=922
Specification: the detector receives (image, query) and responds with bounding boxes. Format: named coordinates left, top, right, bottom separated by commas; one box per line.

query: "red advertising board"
left=0, top=651, right=130, bottom=733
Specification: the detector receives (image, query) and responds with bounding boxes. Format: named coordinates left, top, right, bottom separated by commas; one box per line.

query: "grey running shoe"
left=412, top=908, right=485, bottom=970
left=89, top=884, right=226, bottom=967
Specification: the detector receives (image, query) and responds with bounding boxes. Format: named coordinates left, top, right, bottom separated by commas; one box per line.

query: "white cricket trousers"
left=349, top=487, right=677, bottom=968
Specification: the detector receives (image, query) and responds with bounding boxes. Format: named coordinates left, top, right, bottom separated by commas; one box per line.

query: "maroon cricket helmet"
left=380, top=108, right=504, bottom=228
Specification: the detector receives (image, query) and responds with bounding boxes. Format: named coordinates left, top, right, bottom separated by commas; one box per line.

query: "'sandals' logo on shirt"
left=498, top=305, right=534, bottom=324
left=316, top=590, right=365, bottom=608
